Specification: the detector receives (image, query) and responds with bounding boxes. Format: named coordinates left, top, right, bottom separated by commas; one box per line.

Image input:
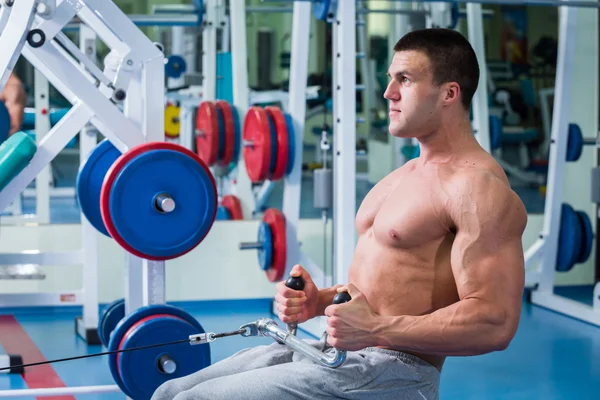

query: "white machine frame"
left=523, top=5, right=600, bottom=326
left=0, top=0, right=101, bottom=345
left=0, top=0, right=166, bottom=391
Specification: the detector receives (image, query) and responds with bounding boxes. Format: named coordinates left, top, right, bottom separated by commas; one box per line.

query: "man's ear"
left=442, top=82, right=461, bottom=106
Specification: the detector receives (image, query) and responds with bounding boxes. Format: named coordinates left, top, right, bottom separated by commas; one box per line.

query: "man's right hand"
left=275, top=264, right=320, bottom=324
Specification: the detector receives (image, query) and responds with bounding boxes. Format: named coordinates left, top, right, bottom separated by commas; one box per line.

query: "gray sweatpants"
left=152, top=340, right=440, bottom=400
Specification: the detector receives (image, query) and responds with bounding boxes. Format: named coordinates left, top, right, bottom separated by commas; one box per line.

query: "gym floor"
left=1, top=157, right=593, bottom=399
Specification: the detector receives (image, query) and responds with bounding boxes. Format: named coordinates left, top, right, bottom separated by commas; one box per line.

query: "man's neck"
left=417, top=116, right=478, bottom=164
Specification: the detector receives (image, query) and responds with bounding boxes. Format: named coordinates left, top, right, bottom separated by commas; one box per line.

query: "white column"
left=79, top=23, right=99, bottom=331
left=467, top=4, right=491, bottom=153
left=230, top=0, right=254, bottom=217
left=333, top=1, right=356, bottom=285
left=30, top=70, right=51, bottom=224
left=535, top=6, right=578, bottom=293
left=282, top=1, right=311, bottom=275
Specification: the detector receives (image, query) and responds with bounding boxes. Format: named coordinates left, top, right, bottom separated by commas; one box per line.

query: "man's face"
left=383, top=50, right=443, bottom=139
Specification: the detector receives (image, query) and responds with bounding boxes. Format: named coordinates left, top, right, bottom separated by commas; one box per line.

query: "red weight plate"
left=221, top=195, right=243, bottom=220
left=195, top=101, right=219, bottom=166
left=263, top=208, right=286, bottom=282
left=265, top=106, right=289, bottom=181
left=100, top=142, right=217, bottom=260
left=215, top=101, right=236, bottom=166
left=242, top=107, right=272, bottom=183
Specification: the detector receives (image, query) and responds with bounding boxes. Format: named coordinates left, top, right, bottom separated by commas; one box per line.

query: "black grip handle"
left=332, top=291, right=351, bottom=304
left=285, top=275, right=305, bottom=291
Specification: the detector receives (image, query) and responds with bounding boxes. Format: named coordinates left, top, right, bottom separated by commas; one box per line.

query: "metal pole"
left=230, top=0, right=255, bottom=218
left=333, top=0, right=356, bottom=286
left=282, top=0, right=311, bottom=275
left=534, top=6, right=578, bottom=294
left=467, top=4, right=491, bottom=153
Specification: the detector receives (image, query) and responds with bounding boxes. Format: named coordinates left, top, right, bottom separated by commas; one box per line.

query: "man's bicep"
left=450, top=185, right=527, bottom=303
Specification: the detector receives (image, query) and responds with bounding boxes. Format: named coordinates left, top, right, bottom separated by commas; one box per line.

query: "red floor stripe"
left=0, top=315, right=75, bottom=400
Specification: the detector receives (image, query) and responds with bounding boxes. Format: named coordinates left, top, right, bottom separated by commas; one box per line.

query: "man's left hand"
left=324, top=284, right=381, bottom=351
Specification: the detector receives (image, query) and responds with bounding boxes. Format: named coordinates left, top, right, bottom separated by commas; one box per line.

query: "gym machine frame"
left=524, top=4, right=600, bottom=326
left=0, top=0, right=167, bottom=381
left=0, top=0, right=99, bottom=343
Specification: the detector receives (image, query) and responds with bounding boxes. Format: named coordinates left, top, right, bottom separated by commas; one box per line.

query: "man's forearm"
left=374, top=298, right=518, bottom=356
left=316, top=285, right=343, bottom=317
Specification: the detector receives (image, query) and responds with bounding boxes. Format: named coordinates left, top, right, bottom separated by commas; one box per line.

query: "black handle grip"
left=285, top=275, right=305, bottom=291
left=332, top=291, right=351, bottom=304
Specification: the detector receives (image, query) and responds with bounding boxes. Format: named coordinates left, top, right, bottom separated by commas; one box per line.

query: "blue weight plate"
left=216, top=205, right=231, bottom=220
left=266, top=113, right=278, bottom=175
left=557, top=204, right=581, bottom=272
left=0, top=101, right=10, bottom=143
left=165, top=55, right=187, bottom=79
left=567, top=123, right=583, bottom=162
left=283, top=113, right=295, bottom=175
left=313, top=0, right=333, bottom=21
left=108, top=148, right=217, bottom=259
left=575, top=210, right=593, bottom=264
left=488, top=115, right=503, bottom=151
left=230, top=105, right=241, bottom=171
left=257, top=221, right=273, bottom=271
left=108, top=304, right=209, bottom=395
left=216, top=106, right=225, bottom=162
left=118, top=316, right=211, bottom=400
left=449, top=4, right=460, bottom=29
left=77, top=139, right=121, bottom=237
left=98, top=298, right=125, bottom=348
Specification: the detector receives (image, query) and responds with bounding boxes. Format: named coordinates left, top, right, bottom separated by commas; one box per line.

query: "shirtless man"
left=152, top=28, right=527, bottom=400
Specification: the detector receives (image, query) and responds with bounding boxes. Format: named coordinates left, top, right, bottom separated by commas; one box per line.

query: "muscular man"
left=153, top=28, right=527, bottom=400
left=0, top=73, right=26, bottom=135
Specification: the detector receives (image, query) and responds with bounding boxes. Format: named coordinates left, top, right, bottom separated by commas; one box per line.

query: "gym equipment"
left=3, top=282, right=354, bottom=396
left=242, top=106, right=272, bottom=182
left=98, top=298, right=125, bottom=348
left=239, top=279, right=351, bottom=368
left=215, top=100, right=237, bottom=166
left=164, top=104, right=181, bottom=138
left=290, top=0, right=600, bottom=10
left=221, top=194, right=244, bottom=220
left=196, top=101, right=220, bottom=166
left=284, top=276, right=305, bottom=336
left=239, top=208, right=287, bottom=282
left=165, top=55, right=187, bottom=79
left=22, top=107, right=70, bottom=129
left=556, top=204, right=583, bottom=272
left=575, top=210, right=593, bottom=265
left=242, top=106, right=296, bottom=183
left=77, top=139, right=122, bottom=238
left=195, top=100, right=241, bottom=169
left=0, top=354, right=23, bottom=374
left=0, top=131, right=38, bottom=192
left=523, top=1, right=600, bottom=327
left=0, top=101, right=10, bottom=144
left=108, top=304, right=211, bottom=400
left=488, top=115, right=502, bottom=151
left=100, top=142, right=218, bottom=260
left=566, top=123, right=583, bottom=162
left=313, top=0, right=336, bottom=21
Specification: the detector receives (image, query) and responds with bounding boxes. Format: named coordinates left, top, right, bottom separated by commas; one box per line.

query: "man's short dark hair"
left=394, top=28, right=479, bottom=110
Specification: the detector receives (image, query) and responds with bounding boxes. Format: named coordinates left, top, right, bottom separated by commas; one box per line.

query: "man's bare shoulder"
left=442, top=163, right=528, bottom=235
